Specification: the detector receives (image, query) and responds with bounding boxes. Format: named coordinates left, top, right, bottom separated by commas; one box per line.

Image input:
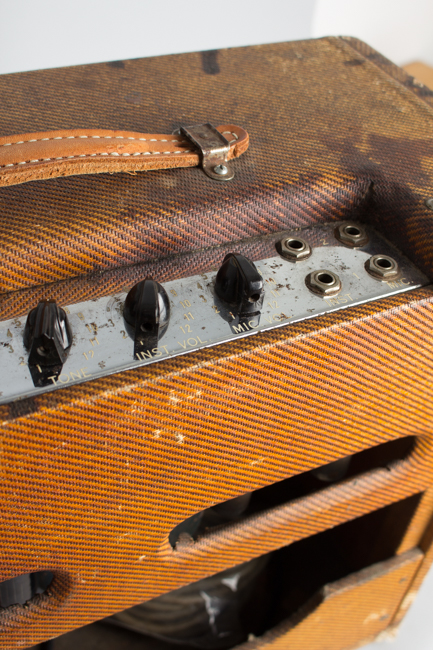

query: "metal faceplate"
left=0, top=223, right=429, bottom=404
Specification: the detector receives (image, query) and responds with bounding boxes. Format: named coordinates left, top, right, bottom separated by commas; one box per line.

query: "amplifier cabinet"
left=0, top=37, right=433, bottom=650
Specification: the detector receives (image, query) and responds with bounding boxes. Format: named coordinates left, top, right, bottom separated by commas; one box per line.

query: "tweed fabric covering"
left=2, top=287, right=433, bottom=647
left=2, top=38, right=433, bottom=649
left=0, top=37, right=433, bottom=293
left=241, top=550, right=424, bottom=650
left=0, top=226, right=365, bottom=320
left=395, top=488, right=433, bottom=555
left=387, top=499, right=433, bottom=637
left=342, top=37, right=433, bottom=110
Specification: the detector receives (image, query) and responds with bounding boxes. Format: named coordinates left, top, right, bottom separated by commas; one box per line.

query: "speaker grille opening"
left=0, top=571, right=54, bottom=609
left=170, top=436, right=415, bottom=547
left=43, top=494, right=422, bottom=650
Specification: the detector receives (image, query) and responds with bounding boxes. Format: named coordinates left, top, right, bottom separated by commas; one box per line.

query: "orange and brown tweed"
left=2, top=287, right=433, bottom=647
left=242, top=549, right=424, bottom=650
left=0, top=37, right=433, bottom=292
left=2, top=37, right=433, bottom=650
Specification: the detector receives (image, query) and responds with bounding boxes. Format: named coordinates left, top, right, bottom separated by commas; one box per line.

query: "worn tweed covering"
left=0, top=37, right=433, bottom=293
left=1, top=37, right=433, bottom=650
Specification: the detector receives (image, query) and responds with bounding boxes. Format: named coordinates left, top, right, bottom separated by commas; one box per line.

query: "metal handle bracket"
left=180, top=123, right=234, bottom=181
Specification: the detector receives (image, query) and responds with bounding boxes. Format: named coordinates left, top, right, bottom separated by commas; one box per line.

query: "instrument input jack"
left=306, top=270, right=342, bottom=297
left=277, top=237, right=312, bottom=262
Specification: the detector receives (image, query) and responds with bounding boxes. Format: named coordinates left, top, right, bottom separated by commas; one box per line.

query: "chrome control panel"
left=0, top=222, right=428, bottom=404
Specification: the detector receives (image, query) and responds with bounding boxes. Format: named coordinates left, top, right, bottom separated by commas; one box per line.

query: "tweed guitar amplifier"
left=1, top=36, right=433, bottom=650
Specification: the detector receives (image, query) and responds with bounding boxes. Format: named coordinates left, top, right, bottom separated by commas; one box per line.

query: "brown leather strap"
left=0, top=124, right=248, bottom=188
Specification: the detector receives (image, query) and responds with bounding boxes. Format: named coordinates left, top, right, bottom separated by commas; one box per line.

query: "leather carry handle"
left=0, top=124, right=248, bottom=188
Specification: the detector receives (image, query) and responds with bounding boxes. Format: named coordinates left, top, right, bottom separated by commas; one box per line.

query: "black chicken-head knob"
left=23, top=300, right=72, bottom=367
left=123, top=278, right=170, bottom=354
left=215, top=253, right=264, bottom=316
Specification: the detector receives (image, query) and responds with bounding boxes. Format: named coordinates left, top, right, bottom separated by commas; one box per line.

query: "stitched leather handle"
left=0, top=124, right=248, bottom=188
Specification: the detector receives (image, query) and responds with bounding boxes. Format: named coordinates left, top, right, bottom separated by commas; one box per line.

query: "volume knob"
left=215, top=253, right=264, bottom=316
left=24, top=300, right=72, bottom=367
left=123, top=278, right=170, bottom=356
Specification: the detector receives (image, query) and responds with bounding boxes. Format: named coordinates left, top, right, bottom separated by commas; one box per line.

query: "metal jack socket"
left=335, top=222, right=369, bottom=248
left=365, top=255, right=400, bottom=280
left=306, top=270, right=342, bottom=297
left=277, top=237, right=312, bottom=262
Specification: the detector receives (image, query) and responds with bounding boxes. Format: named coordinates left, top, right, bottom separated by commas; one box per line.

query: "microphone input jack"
left=365, top=255, right=400, bottom=280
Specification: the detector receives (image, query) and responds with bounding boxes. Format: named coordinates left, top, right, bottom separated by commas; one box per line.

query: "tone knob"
left=215, top=253, right=264, bottom=315
left=123, top=278, right=170, bottom=355
left=23, top=300, right=72, bottom=367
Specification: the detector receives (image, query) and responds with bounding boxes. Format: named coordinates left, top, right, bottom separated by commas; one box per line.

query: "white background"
left=1, top=1, right=433, bottom=648
left=1, top=0, right=433, bottom=74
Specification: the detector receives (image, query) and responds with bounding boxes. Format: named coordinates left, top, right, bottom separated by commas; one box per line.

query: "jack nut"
left=335, top=222, right=369, bottom=248
left=277, top=237, right=311, bottom=262
left=306, top=270, right=342, bottom=297
left=365, top=255, right=400, bottom=280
